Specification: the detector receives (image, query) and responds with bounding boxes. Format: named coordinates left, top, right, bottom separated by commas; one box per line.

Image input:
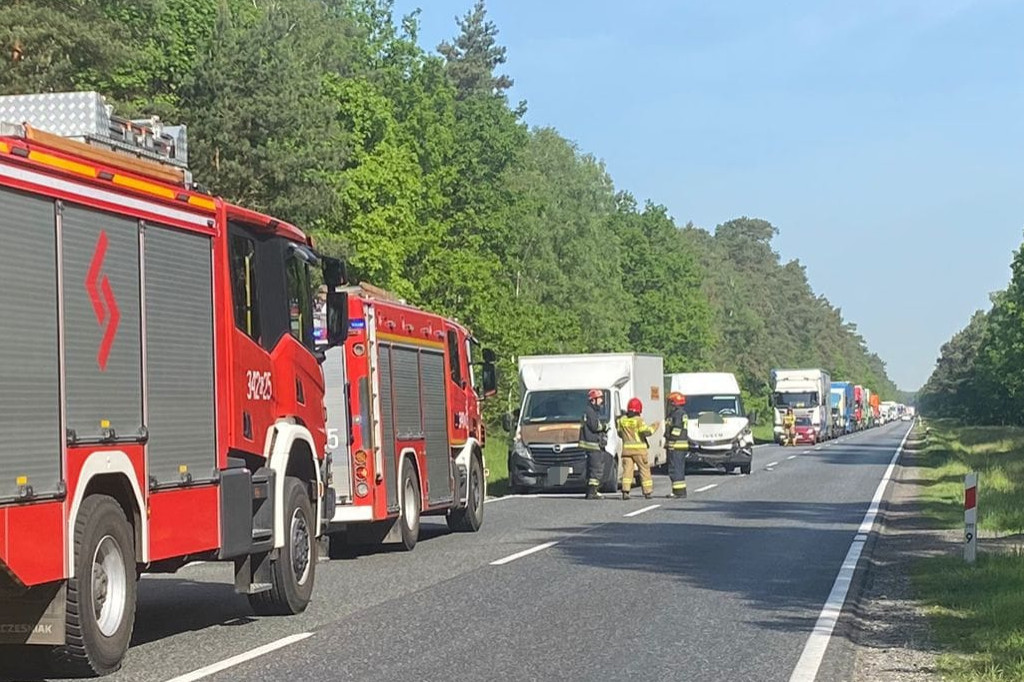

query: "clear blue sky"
left=392, top=0, right=1024, bottom=391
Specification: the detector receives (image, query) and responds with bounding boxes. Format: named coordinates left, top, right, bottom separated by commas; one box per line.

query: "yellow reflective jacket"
left=617, top=414, right=655, bottom=451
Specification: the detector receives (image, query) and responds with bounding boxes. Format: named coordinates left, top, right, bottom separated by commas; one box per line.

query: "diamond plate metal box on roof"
left=0, top=91, right=112, bottom=138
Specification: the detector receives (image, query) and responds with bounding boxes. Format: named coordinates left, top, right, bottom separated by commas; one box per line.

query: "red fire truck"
left=322, top=284, right=497, bottom=555
left=0, top=92, right=343, bottom=675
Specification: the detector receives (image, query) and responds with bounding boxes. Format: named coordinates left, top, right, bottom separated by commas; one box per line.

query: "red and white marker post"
left=964, top=472, right=978, bottom=564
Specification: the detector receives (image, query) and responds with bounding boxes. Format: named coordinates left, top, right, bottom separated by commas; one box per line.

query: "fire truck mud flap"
left=0, top=578, right=65, bottom=646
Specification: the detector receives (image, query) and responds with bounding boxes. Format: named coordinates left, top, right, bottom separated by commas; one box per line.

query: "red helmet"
left=587, top=389, right=603, bottom=401
left=668, top=392, right=686, bottom=406
left=627, top=397, right=643, bottom=413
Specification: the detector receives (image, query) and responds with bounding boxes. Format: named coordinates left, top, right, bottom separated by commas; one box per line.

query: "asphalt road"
left=9, top=421, right=913, bottom=682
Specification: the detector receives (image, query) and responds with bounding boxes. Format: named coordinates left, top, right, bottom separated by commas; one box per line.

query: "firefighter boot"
left=585, top=484, right=603, bottom=500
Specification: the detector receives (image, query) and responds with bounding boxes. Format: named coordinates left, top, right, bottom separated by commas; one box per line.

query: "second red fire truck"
left=322, top=284, right=498, bottom=555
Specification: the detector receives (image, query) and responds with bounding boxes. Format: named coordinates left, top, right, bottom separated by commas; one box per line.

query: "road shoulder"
left=836, top=448, right=955, bottom=681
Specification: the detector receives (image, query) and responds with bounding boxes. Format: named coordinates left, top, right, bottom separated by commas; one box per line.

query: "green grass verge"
left=914, top=552, right=1024, bottom=681
left=482, top=432, right=510, bottom=497
left=752, top=423, right=776, bottom=444
left=915, top=420, right=1024, bottom=534
left=910, top=419, right=1024, bottom=681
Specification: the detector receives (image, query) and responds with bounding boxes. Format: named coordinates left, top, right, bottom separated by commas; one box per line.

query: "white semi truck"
left=770, top=368, right=833, bottom=444
left=504, top=353, right=665, bottom=493
left=664, top=372, right=754, bottom=475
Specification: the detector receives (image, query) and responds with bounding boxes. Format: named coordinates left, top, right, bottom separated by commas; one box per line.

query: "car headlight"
left=513, top=439, right=533, bottom=460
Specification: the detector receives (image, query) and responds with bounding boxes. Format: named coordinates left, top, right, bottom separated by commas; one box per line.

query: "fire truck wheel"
left=54, top=494, right=137, bottom=677
left=447, top=454, right=484, bottom=533
left=249, top=477, right=316, bottom=615
left=399, top=463, right=421, bottom=550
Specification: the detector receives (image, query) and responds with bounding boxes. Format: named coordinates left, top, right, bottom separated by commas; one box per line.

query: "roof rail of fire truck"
left=0, top=91, right=192, bottom=188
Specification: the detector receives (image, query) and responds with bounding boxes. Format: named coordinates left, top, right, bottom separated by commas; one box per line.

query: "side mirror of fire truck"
left=326, top=291, right=349, bottom=348
left=481, top=361, right=498, bottom=398
left=322, top=255, right=349, bottom=289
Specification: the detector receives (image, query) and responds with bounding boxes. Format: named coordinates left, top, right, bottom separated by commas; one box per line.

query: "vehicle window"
left=230, top=233, right=261, bottom=342
left=447, top=330, right=463, bottom=386
left=684, top=394, right=742, bottom=418
left=286, top=253, right=314, bottom=349
left=522, top=389, right=609, bottom=423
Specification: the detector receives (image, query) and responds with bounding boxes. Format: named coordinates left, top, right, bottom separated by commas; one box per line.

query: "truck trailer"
left=506, top=353, right=665, bottom=493
left=830, top=381, right=855, bottom=435
left=770, top=368, right=833, bottom=444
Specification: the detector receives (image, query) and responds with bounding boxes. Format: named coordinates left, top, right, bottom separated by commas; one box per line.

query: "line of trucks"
left=0, top=92, right=499, bottom=675
left=768, top=370, right=911, bottom=445
left=503, top=358, right=913, bottom=492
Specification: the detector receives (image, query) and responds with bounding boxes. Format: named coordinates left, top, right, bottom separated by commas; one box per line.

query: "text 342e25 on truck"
left=0, top=91, right=353, bottom=675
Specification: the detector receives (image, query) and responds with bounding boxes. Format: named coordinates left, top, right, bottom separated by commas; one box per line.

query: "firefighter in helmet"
left=617, top=397, right=659, bottom=500
left=579, top=388, right=609, bottom=500
left=665, top=392, right=689, bottom=498
left=783, top=407, right=797, bottom=446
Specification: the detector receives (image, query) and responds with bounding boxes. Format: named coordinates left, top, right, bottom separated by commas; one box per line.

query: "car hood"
left=688, top=416, right=749, bottom=442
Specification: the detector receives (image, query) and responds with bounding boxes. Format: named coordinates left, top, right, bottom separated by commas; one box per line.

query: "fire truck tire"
left=447, top=454, right=484, bottom=533
left=398, top=463, right=421, bottom=551
left=249, top=477, right=316, bottom=616
left=53, top=494, right=137, bottom=677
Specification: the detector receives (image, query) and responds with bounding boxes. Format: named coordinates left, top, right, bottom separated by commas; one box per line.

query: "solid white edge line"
left=788, top=424, right=912, bottom=682
left=624, top=504, right=660, bottom=518
left=694, top=483, right=718, bottom=493
left=490, top=540, right=559, bottom=566
left=164, top=633, right=314, bottom=682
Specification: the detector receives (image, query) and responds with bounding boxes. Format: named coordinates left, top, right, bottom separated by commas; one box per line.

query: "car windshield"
left=683, top=394, right=743, bottom=418
left=520, top=389, right=609, bottom=423
left=796, top=417, right=813, bottom=426
left=774, top=391, right=817, bottom=408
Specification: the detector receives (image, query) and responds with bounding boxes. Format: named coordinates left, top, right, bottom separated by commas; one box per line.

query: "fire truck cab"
left=322, top=284, right=497, bottom=555
left=0, top=91, right=342, bottom=675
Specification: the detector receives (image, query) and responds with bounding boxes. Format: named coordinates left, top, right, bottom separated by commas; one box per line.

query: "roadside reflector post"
left=964, top=472, right=978, bottom=564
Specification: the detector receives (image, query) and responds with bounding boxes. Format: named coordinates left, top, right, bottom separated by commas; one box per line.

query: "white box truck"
left=504, top=353, right=665, bottom=493
left=770, top=368, right=832, bottom=444
left=664, top=372, right=755, bottom=474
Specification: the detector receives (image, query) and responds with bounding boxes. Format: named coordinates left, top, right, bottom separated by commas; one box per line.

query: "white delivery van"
left=504, top=353, right=665, bottom=493
left=664, top=372, right=754, bottom=475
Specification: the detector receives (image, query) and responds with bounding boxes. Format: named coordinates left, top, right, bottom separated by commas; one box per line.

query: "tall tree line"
left=0, top=0, right=899, bottom=418
left=919, top=232, right=1024, bottom=424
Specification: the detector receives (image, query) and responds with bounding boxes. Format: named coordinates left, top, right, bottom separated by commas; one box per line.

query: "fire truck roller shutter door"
left=62, top=204, right=142, bottom=444
left=377, top=345, right=399, bottom=510
left=419, top=349, right=452, bottom=506
left=0, top=188, right=62, bottom=500
left=143, top=223, right=216, bottom=486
